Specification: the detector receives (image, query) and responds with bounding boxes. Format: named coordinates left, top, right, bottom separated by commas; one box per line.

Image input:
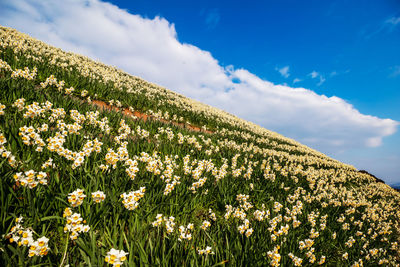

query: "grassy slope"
left=0, top=26, right=400, bottom=266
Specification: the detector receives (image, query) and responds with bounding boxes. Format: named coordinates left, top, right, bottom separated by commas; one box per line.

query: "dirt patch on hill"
left=90, top=99, right=212, bottom=134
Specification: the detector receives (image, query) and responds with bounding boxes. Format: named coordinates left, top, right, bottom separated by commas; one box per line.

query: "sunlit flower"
left=105, top=248, right=128, bottom=266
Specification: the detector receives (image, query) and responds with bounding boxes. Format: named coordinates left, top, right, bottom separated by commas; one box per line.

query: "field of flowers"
left=1, top=26, right=400, bottom=266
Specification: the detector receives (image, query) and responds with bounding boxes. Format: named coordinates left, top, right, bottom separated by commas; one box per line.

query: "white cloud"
left=385, top=16, right=400, bottom=26
left=0, top=0, right=398, bottom=155
left=364, top=16, right=400, bottom=39
left=293, top=78, right=301, bottom=84
left=309, top=71, right=325, bottom=86
left=276, top=66, right=290, bottom=78
left=309, top=70, right=319, bottom=79
left=317, top=75, right=326, bottom=86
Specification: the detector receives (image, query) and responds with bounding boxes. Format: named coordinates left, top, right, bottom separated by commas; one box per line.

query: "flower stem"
left=59, top=232, right=69, bottom=267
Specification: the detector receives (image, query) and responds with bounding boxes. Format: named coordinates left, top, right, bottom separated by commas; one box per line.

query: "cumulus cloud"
left=276, top=66, right=290, bottom=78
left=0, top=0, right=398, bottom=154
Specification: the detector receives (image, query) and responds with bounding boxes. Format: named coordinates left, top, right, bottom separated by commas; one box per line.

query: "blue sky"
left=1, top=0, right=399, bottom=184
left=117, top=0, right=400, bottom=118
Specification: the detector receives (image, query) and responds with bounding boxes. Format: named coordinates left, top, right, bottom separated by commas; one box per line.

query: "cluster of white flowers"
left=15, top=100, right=106, bottom=170
left=208, top=209, right=217, bottom=221
left=81, top=90, right=88, bottom=97
left=0, top=102, right=5, bottom=115
left=198, top=246, right=214, bottom=255
left=64, top=86, right=75, bottom=95
left=7, top=216, right=50, bottom=257
left=200, top=220, right=211, bottom=231
left=163, top=175, right=181, bottom=195
left=22, top=101, right=53, bottom=119
left=136, top=125, right=149, bottom=139
left=224, top=194, right=256, bottom=237
left=85, top=110, right=111, bottom=134
left=12, top=98, right=25, bottom=111
left=40, top=74, right=64, bottom=91
left=288, top=253, right=303, bottom=266
left=68, top=189, right=86, bottom=207
left=151, top=214, right=176, bottom=235
left=91, top=191, right=106, bottom=203
left=63, top=208, right=90, bottom=240
left=178, top=223, right=194, bottom=241
left=267, top=245, right=281, bottom=266
left=48, top=108, right=66, bottom=123
left=11, top=66, right=37, bottom=80
left=120, top=187, right=146, bottom=210
left=19, top=125, right=46, bottom=152
left=0, top=58, right=12, bottom=72
left=0, top=131, right=18, bottom=167
left=299, top=239, right=314, bottom=250
left=238, top=219, right=253, bottom=237
left=13, top=170, right=48, bottom=188
left=189, top=159, right=216, bottom=193
left=108, top=99, right=122, bottom=107
left=41, top=157, right=55, bottom=169
left=105, top=248, right=128, bottom=266
left=253, top=207, right=270, bottom=222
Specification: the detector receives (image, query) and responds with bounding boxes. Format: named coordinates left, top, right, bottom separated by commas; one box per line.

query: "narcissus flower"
left=91, top=191, right=106, bottom=203
left=105, top=248, right=128, bottom=266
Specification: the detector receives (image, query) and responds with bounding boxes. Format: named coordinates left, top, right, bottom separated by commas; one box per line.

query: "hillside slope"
left=1, top=26, right=400, bottom=266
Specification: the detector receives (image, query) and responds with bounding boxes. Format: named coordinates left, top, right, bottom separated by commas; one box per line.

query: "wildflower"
left=7, top=216, right=49, bottom=257
left=0, top=103, right=5, bottom=115
left=68, top=189, right=86, bottom=207
left=245, top=228, right=254, bottom=237
left=273, top=202, right=283, bottom=213
left=178, top=223, right=193, bottom=241
left=201, top=220, right=211, bottom=231
left=238, top=219, right=250, bottom=234
left=198, top=246, right=214, bottom=255
left=28, top=236, right=50, bottom=257
left=310, top=228, right=319, bottom=239
left=81, top=90, right=88, bottom=97
left=42, top=158, right=55, bottom=169
left=12, top=98, right=25, bottom=111
left=105, top=248, right=128, bottom=266
left=91, top=191, right=106, bottom=203
left=267, top=245, right=281, bottom=266
left=63, top=208, right=90, bottom=240
left=288, top=253, right=303, bottom=266
left=13, top=170, right=48, bottom=189
left=209, top=209, right=217, bottom=221
left=152, top=214, right=163, bottom=227
left=120, top=187, right=145, bottom=210
left=318, top=255, right=326, bottom=265
left=345, top=236, right=355, bottom=248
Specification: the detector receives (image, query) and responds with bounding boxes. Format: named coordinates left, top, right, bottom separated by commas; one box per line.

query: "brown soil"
left=90, top=99, right=213, bottom=134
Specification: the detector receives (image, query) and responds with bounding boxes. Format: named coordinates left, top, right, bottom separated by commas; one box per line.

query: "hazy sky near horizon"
left=1, top=0, right=399, bottom=184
